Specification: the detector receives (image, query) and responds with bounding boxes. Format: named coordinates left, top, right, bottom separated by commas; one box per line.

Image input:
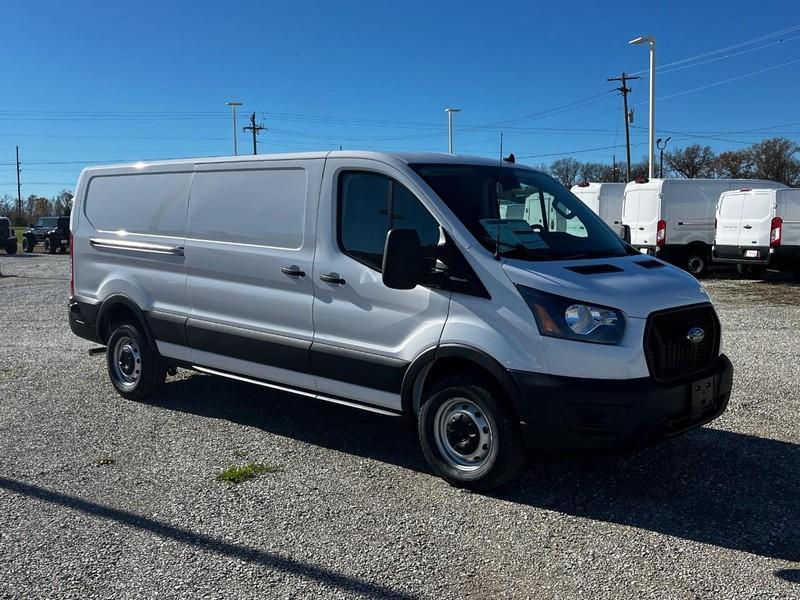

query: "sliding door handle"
left=281, top=265, right=306, bottom=277
left=319, top=272, right=346, bottom=285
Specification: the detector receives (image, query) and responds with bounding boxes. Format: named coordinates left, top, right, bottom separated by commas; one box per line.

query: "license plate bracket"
left=691, top=376, right=715, bottom=420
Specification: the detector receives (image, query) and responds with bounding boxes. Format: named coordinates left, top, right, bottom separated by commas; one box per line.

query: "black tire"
left=736, top=263, right=765, bottom=278
left=106, top=323, right=167, bottom=400
left=22, top=237, right=33, bottom=253
left=685, top=247, right=709, bottom=277
left=5, top=241, right=17, bottom=255
left=418, top=376, right=526, bottom=491
left=57, top=244, right=66, bottom=254
left=44, top=238, right=56, bottom=254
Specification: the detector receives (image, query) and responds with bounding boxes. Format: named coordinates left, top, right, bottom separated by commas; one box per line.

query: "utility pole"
left=15, top=146, right=22, bottom=218
left=243, top=112, right=266, bottom=155
left=225, top=101, right=242, bottom=155
left=607, top=72, right=639, bottom=182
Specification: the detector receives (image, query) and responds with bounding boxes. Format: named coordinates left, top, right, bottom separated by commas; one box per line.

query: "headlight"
left=516, top=285, right=625, bottom=344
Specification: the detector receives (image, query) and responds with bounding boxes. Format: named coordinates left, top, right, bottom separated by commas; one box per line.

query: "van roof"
left=78, top=151, right=523, bottom=175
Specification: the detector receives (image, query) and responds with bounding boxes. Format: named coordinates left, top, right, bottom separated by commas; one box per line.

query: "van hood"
left=502, top=255, right=710, bottom=318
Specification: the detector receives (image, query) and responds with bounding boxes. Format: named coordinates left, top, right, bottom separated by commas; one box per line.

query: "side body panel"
left=73, top=166, right=191, bottom=325
left=184, top=158, right=321, bottom=390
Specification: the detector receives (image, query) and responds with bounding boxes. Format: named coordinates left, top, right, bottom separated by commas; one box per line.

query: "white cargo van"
left=69, top=152, right=732, bottom=490
left=570, top=182, right=626, bottom=228
left=714, top=187, right=800, bottom=276
left=622, top=178, right=784, bottom=275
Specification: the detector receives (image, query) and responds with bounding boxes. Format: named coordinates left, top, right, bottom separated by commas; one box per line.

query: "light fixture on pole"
left=656, top=136, right=671, bottom=178
left=226, top=101, right=243, bottom=155
left=445, top=108, right=461, bottom=154
left=629, top=35, right=656, bottom=178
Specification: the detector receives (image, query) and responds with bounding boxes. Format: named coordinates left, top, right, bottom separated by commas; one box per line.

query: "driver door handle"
left=281, top=265, right=306, bottom=277
left=320, top=272, right=346, bottom=285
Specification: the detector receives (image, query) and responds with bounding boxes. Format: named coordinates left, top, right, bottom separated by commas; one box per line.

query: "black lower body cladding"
left=511, top=355, right=733, bottom=452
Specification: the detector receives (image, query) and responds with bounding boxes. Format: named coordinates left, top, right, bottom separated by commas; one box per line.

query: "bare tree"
left=629, top=157, right=650, bottom=181
left=52, top=190, right=74, bottom=216
left=748, top=137, right=800, bottom=186
left=550, top=157, right=581, bottom=187
left=664, top=144, right=717, bottom=178
left=716, top=150, right=754, bottom=178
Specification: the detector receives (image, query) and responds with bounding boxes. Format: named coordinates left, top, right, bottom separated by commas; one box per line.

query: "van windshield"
left=410, top=164, right=632, bottom=261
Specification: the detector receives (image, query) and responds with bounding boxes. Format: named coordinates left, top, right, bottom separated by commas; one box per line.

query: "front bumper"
left=511, top=355, right=733, bottom=453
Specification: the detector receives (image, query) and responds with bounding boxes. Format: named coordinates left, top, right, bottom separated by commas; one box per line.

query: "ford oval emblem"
left=686, top=327, right=705, bottom=344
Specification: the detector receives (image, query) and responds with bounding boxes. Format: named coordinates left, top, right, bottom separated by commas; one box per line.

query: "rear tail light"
left=69, top=232, right=74, bottom=296
left=656, top=219, right=666, bottom=247
left=770, top=217, right=782, bottom=247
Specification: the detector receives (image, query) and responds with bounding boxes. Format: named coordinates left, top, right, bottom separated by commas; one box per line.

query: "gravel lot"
left=1, top=254, right=798, bottom=599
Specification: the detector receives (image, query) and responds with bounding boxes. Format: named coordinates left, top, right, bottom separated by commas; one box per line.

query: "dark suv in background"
left=0, top=217, right=17, bottom=254
left=23, top=216, right=70, bottom=254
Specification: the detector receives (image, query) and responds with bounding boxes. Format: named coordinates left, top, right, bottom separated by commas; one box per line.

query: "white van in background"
left=714, top=187, right=800, bottom=277
left=68, top=151, right=733, bottom=490
left=622, top=178, right=784, bottom=275
left=570, top=182, right=626, bottom=228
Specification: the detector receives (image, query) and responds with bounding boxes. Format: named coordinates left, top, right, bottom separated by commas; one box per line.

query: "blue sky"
left=2, top=0, right=799, bottom=197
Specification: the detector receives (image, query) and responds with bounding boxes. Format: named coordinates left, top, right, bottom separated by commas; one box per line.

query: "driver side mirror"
left=613, top=223, right=631, bottom=243
left=382, top=229, right=422, bottom=290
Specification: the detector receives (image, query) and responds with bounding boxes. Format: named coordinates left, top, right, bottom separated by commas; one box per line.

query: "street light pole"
left=445, top=108, right=461, bottom=154
left=656, top=136, right=671, bottom=178
left=226, top=101, right=243, bottom=155
left=629, top=36, right=656, bottom=178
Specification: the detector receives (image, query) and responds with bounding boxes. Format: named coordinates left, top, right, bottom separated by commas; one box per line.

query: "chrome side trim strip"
left=192, top=365, right=401, bottom=417
left=89, top=237, right=184, bottom=256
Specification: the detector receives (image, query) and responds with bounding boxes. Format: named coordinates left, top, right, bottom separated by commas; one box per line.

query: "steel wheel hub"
left=434, top=397, right=495, bottom=471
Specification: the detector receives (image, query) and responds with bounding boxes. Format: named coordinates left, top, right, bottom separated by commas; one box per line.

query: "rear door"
left=184, top=159, right=321, bottom=390
left=311, top=158, right=451, bottom=411
left=625, top=187, right=660, bottom=246
left=739, top=191, right=773, bottom=248
left=715, top=192, right=744, bottom=247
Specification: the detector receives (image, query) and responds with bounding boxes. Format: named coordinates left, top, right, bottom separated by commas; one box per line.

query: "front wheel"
left=106, top=323, right=166, bottom=400
left=44, top=238, right=56, bottom=254
left=418, top=376, right=526, bottom=491
left=5, top=241, right=17, bottom=255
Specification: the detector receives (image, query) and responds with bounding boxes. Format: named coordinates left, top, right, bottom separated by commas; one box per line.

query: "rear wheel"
left=22, top=237, right=33, bottom=253
left=685, top=247, right=710, bottom=277
left=44, top=238, right=55, bottom=254
left=5, top=241, right=17, bottom=255
left=106, top=323, right=167, bottom=400
left=736, top=263, right=766, bottom=278
left=418, top=376, right=526, bottom=491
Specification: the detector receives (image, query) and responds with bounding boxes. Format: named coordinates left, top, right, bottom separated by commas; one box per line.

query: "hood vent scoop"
left=635, top=259, right=665, bottom=269
left=565, top=264, right=624, bottom=275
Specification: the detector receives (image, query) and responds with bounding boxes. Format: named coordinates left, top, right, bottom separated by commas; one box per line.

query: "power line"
left=632, top=23, right=800, bottom=75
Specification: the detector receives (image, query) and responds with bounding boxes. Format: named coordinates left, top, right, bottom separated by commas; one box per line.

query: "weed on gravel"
left=216, top=463, right=284, bottom=484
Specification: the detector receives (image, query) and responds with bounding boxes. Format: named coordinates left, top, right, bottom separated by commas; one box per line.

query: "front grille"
left=644, top=303, right=720, bottom=382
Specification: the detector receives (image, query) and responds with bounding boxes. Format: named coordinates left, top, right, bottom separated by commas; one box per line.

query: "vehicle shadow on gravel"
left=0, top=477, right=415, bottom=600
left=148, top=373, right=799, bottom=563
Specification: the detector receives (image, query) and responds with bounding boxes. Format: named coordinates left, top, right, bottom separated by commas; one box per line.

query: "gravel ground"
left=0, top=254, right=798, bottom=599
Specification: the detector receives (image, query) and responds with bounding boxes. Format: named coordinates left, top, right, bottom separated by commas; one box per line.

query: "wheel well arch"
left=685, top=241, right=710, bottom=254
left=96, top=295, right=154, bottom=347
left=401, top=345, right=525, bottom=421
